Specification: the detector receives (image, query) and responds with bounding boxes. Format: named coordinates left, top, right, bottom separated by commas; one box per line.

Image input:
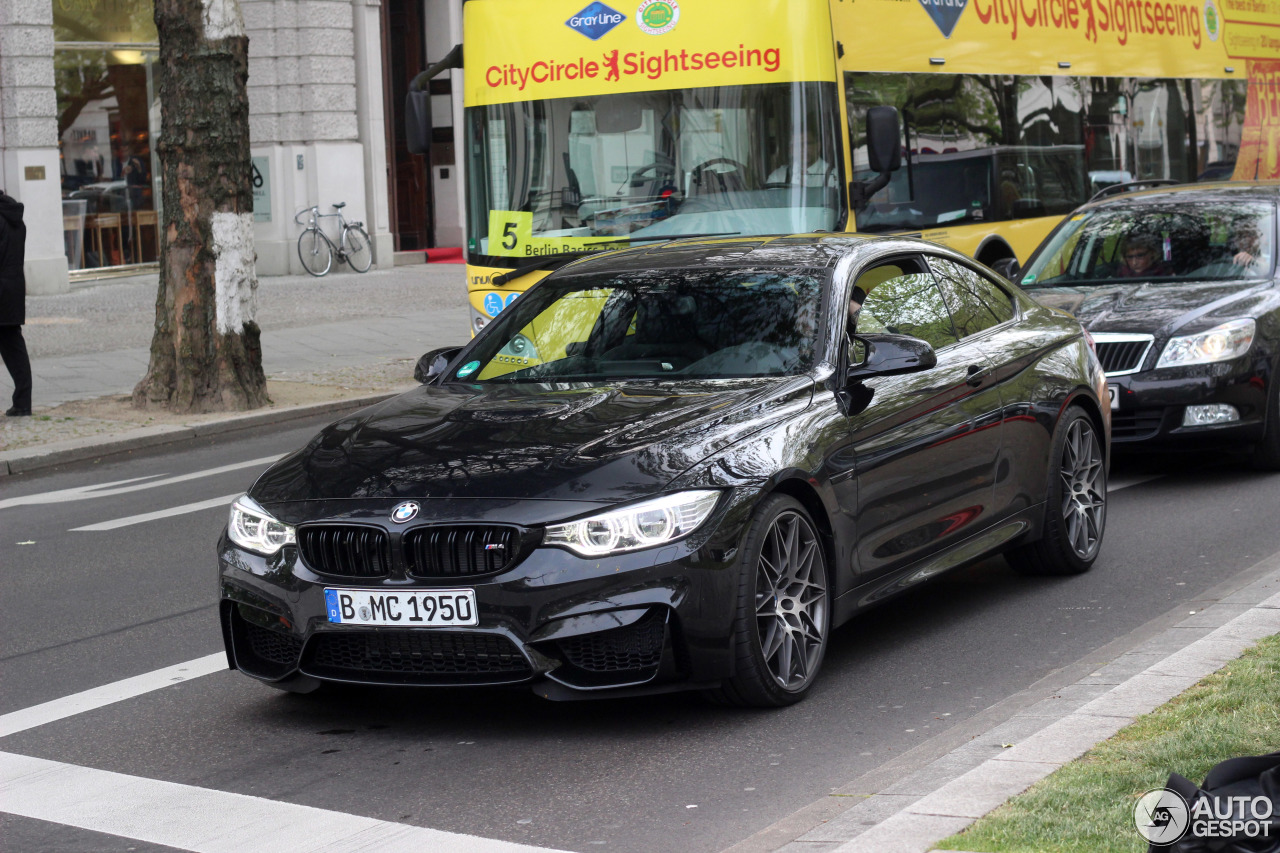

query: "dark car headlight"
left=228, top=494, right=296, bottom=556
left=1157, top=319, right=1255, bottom=368
left=544, top=490, right=721, bottom=557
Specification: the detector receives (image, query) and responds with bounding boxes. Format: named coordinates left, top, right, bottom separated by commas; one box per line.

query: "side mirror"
left=865, top=106, right=903, bottom=173
left=847, top=333, right=936, bottom=382
left=990, top=257, right=1021, bottom=281
left=415, top=345, right=463, bottom=383
left=405, top=90, right=432, bottom=156
left=851, top=106, right=902, bottom=213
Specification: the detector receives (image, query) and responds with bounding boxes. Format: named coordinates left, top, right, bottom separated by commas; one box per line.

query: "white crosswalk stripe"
left=70, top=494, right=241, bottom=531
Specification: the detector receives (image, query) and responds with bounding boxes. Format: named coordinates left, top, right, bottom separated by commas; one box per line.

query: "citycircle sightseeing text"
left=486, top=45, right=783, bottom=91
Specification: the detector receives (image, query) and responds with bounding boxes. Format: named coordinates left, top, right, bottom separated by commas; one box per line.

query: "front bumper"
left=219, top=491, right=758, bottom=699
left=1106, top=357, right=1272, bottom=448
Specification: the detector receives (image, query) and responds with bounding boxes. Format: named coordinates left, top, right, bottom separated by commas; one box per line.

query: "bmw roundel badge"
left=391, top=501, right=419, bottom=523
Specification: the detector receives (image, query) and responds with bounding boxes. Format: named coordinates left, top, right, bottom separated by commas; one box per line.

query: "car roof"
left=1078, top=180, right=1280, bottom=212
left=558, top=233, right=927, bottom=276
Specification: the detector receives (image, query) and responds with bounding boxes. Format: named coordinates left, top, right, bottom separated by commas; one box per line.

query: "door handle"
left=965, top=364, right=989, bottom=387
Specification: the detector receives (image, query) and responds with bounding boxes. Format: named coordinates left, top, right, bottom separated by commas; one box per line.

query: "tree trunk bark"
left=133, top=0, right=268, bottom=413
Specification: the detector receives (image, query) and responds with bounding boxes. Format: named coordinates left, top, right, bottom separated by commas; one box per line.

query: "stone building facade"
left=0, top=0, right=464, bottom=295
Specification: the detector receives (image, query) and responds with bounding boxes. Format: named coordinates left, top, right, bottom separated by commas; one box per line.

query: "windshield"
left=450, top=268, right=827, bottom=383
left=465, top=82, right=844, bottom=266
left=1019, top=201, right=1277, bottom=287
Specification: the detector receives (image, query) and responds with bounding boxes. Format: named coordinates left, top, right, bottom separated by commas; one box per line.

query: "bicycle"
left=294, top=202, right=373, bottom=276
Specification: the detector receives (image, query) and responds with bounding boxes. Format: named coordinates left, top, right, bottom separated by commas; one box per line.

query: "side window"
left=927, top=258, right=1015, bottom=338
left=855, top=267, right=960, bottom=351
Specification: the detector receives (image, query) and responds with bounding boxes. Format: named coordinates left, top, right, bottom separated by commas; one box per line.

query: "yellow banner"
left=1234, top=60, right=1280, bottom=178
left=464, top=0, right=837, bottom=107
left=834, top=0, right=1280, bottom=78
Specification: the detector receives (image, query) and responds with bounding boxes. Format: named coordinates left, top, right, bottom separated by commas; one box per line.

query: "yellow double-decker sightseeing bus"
left=407, top=0, right=1279, bottom=335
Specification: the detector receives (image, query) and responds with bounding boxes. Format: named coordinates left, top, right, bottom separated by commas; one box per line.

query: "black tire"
left=297, top=227, right=332, bottom=277
left=1007, top=407, right=1107, bottom=576
left=1250, top=376, right=1280, bottom=471
left=343, top=225, right=373, bottom=273
left=706, top=495, right=830, bottom=707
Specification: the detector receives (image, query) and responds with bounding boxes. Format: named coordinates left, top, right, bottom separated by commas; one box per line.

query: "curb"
left=0, top=392, right=396, bottom=477
left=722, top=549, right=1280, bottom=853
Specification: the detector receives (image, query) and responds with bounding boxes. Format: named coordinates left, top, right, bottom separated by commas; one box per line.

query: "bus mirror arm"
left=406, top=44, right=463, bottom=156
left=851, top=172, right=892, bottom=214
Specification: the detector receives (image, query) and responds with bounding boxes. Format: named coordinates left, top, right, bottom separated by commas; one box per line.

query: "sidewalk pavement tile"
left=797, top=795, right=920, bottom=843
left=906, top=758, right=1059, bottom=819
left=992, top=712, right=1131, bottom=766
left=1016, top=681, right=1116, bottom=716
left=1146, top=635, right=1261, bottom=679
left=1077, top=671, right=1206, bottom=718
left=832, top=813, right=974, bottom=853
left=876, top=752, right=991, bottom=799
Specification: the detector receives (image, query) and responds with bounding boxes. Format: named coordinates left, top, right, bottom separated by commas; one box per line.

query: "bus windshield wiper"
left=489, top=232, right=740, bottom=286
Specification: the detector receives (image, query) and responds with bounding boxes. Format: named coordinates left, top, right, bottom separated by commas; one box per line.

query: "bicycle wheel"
left=297, top=227, right=333, bottom=277
left=343, top=225, right=373, bottom=273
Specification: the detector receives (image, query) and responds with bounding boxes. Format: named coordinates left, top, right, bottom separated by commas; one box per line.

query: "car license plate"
left=1107, top=385, right=1119, bottom=410
left=324, top=588, right=478, bottom=626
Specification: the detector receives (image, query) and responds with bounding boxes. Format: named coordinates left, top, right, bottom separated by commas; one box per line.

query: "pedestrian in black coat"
left=0, top=189, right=32, bottom=416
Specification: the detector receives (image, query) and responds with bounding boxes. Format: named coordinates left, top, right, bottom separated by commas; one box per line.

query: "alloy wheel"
left=1059, top=418, right=1106, bottom=559
left=755, top=510, right=828, bottom=692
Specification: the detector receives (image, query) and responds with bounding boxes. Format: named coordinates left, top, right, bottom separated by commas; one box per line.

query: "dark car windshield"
left=1020, top=201, right=1276, bottom=288
left=451, top=268, right=826, bottom=383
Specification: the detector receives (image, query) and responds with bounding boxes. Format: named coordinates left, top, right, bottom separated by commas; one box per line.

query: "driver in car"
left=1117, top=233, right=1174, bottom=278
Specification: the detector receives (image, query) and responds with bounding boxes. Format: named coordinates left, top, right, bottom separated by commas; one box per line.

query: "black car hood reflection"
left=250, top=378, right=813, bottom=504
left=1028, top=279, right=1271, bottom=335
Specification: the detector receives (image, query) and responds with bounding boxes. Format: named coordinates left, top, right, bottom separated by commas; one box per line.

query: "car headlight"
left=228, top=494, right=296, bottom=556
left=1157, top=319, right=1255, bottom=369
left=544, top=491, right=721, bottom=557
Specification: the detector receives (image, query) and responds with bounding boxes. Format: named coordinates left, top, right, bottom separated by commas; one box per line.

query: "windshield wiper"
left=490, top=232, right=741, bottom=286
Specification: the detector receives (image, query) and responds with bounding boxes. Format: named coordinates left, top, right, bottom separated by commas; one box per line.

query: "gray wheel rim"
left=1060, top=419, right=1106, bottom=559
left=755, top=511, right=828, bottom=692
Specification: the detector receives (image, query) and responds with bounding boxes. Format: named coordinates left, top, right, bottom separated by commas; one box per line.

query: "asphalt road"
left=2, top=419, right=1279, bottom=853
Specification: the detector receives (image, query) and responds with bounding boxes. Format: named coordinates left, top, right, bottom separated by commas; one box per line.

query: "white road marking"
left=0, top=654, right=227, bottom=739
left=70, top=494, right=241, bottom=531
left=0, top=455, right=282, bottom=511
left=0, top=751, right=569, bottom=853
left=1110, top=474, right=1163, bottom=492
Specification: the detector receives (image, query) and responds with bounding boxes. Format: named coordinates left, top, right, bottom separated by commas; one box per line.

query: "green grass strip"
left=937, top=632, right=1280, bottom=853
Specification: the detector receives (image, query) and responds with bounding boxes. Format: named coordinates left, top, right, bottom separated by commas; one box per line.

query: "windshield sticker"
left=456, top=360, right=480, bottom=379
left=567, top=2, right=626, bottom=40
left=483, top=293, right=505, bottom=316
left=487, top=210, right=620, bottom=257
left=636, top=0, right=679, bottom=34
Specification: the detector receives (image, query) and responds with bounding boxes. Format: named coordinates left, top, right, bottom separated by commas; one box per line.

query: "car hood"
left=1026, top=279, right=1273, bottom=336
left=250, top=377, right=813, bottom=505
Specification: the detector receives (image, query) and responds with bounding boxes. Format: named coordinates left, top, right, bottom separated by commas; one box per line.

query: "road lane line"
left=0, top=751, right=569, bottom=853
left=1110, top=474, right=1162, bottom=492
left=0, top=455, right=282, bottom=510
left=70, top=494, right=241, bottom=531
left=0, top=654, right=227, bottom=739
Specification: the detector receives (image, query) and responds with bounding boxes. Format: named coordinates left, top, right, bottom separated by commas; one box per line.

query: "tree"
left=133, top=0, right=268, bottom=413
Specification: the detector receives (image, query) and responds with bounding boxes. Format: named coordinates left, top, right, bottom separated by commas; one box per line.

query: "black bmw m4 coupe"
left=220, top=235, right=1110, bottom=706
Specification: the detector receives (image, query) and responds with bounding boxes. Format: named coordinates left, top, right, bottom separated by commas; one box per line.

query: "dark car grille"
left=404, top=525, right=521, bottom=579
left=304, top=631, right=533, bottom=684
left=1112, top=408, right=1167, bottom=441
left=558, top=613, right=666, bottom=673
left=1095, top=338, right=1153, bottom=375
left=298, top=525, right=391, bottom=578
left=245, top=621, right=304, bottom=667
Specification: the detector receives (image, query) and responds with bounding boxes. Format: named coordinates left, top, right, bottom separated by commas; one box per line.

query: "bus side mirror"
left=406, top=90, right=432, bottom=156
left=865, top=106, right=902, bottom=173
left=851, top=106, right=902, bottom=213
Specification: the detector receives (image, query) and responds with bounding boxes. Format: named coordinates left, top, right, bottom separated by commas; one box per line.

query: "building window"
left=54, top=0, right=160, bottom=272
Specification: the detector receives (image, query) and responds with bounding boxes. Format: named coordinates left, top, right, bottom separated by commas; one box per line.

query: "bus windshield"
left=465, top=82, right=843, bottom=265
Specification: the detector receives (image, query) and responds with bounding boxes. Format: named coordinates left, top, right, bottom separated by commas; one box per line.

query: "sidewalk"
left=1, top=264, right=472, bottom=472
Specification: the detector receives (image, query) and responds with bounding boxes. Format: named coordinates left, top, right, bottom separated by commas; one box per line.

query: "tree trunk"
left=133, top=0, right=268, bottom=413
